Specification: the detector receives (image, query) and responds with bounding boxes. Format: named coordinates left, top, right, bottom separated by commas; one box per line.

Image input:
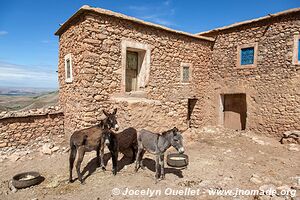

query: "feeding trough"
left=12, top=171, right=44, bottom=189
left=167, top=153, right=189, bottom=168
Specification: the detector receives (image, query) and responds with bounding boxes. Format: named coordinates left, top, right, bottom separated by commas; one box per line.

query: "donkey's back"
left=70, top=125, right=103, bottom=150
left=137, top=129, right=160, bottom=154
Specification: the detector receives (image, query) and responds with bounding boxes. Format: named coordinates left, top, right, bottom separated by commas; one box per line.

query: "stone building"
left=55, top=5, right=300, bottom=137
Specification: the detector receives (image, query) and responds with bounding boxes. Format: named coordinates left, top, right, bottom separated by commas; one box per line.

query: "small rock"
left=288, top=144, right=299, bottom=151
left=250, top=175, right=262, bottom=184
left=63, top=147, right=70, bottom=153
left=41, top=144, right=52, bottom=155
left=51, top=146, right=60, bottom=152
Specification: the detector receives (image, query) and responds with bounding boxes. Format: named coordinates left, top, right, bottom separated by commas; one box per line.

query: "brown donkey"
left=69, top=108, right=119, bottom=184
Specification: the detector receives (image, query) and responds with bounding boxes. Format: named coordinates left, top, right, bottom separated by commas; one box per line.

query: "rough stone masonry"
left=55, top=6, right=299, bottom=137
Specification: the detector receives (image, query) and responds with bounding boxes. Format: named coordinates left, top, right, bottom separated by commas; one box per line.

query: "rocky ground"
left=0, top=126, right=299, bottom=200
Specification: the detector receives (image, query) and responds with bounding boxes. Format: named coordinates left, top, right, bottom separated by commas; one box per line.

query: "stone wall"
left=201, top=13, right=300, bottom=137
left=0, top=107, right=64, bottom=153
left=58, top=11, right=213, bottom=135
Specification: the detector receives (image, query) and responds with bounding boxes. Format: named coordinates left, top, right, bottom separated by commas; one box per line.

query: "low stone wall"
left=0, top=107, right=64, bottom=154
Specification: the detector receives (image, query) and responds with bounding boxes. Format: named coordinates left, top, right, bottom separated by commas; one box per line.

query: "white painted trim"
left=292, top=33, right=300, bottom=65
left=64, top=53, right=73, bottom=83
left=121, top=40, right=151, bottom=92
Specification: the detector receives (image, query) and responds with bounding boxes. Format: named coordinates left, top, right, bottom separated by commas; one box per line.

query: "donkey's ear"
left=173, top=127, right=178, bottom=135
left=103, top=110, right=109, bottom=116
left=113, top=108, right=117, bottom=115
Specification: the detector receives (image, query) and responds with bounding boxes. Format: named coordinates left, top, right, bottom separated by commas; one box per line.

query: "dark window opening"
left=66, top=59, right=71, bottom=79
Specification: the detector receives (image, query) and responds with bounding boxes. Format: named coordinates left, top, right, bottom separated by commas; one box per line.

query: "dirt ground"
left=0, top=126, right=299, bottom=200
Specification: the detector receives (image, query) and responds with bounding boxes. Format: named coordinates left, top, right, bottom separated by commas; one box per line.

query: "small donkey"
left=69, top=108, right=119, bottom=184
left=135, top=127, right=184, bottom=182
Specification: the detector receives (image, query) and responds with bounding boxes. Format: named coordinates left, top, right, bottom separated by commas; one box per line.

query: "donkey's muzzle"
left=105, top=139, right=110, bottom=145
left=178, top=147, right=185, bottom=154
left=114, top=124, right=119, bottom=131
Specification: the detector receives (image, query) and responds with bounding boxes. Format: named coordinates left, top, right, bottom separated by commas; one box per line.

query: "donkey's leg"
left=96, top=146, right=100, bottom=167
left=134, top=148, right=142, bottom=172
left=100, top=143, right=106, bottom=171
left=76, top=147, right=85, bottom=184
left=139, top=149, right=146, bottom=169
left=131, top=145, right=136, bottom=163
left=111, top=149, right=118, bottom=175
left=160, top=154, right=165, bottom=180
left=69, top=144, right=77, bottom=183
left=155, top=155, right=160, bottom=182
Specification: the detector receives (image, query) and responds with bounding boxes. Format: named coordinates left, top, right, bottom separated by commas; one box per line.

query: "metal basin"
left=167, top=153, right=189, bottom=168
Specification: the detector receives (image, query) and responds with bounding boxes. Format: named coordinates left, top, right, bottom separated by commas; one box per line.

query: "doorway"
left=125, top=51, right=139, bottom=92
left=222, top=94, right=247, bottom=130
left=187, top=98, right=197, bottom=128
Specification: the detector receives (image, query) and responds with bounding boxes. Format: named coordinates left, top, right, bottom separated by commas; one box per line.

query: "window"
left=125, top=51, right=139, bottom=92
left=64, top=54, right=73, bottom=83
left=241, top=47, right=254, bottom=65
left=121, top=40, right=151, bottom=93
left=293, top=33, right=300, bottom=65
left=236, top=43, right=258, bottom=68
left=182, top=66, right=190, bottom=82
left=180, top=63, right=192, bottom=83
left=298, top=39, right=300, bottom=61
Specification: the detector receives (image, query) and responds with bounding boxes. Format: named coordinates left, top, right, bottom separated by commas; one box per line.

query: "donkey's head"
left=103, top=108, right=119, bottom=131
left=169, top=127, right=184, bottom=154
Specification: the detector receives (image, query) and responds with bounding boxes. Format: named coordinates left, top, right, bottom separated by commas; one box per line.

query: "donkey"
left=116, top=127, right=138, bottom=162
left=69, top=108, right=119, bottom=184
left=135, top=127, right=184, bottom=182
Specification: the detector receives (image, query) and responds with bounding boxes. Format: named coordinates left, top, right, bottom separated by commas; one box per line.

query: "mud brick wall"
left=202, top=13, right=300, bottom=137
left=57, top=11, right=213, bottom=135
left=0, top=108, right=64, bottom=151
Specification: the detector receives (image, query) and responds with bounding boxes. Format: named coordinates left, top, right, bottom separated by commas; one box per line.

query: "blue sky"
left=0, top=0, right=299, bottom=89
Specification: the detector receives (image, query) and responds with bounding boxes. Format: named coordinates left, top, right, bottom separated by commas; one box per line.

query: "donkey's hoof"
left=69, top=179, right=74, bottom=183
left=101, top=166, right=106, bottom=171
left=79, top=180, right=85, bottom=185
left=112, top=170, right=117, bottom=176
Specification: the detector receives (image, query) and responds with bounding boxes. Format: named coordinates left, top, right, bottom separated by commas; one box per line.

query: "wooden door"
left=126, top=51, right=138, bottom=92
left=223, top=94, right=247, bottom=130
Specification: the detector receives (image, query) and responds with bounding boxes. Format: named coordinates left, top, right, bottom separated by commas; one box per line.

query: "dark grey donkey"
left=135, top=127, right=184, bottom=182
left=69, top=108, right=119, bottom=184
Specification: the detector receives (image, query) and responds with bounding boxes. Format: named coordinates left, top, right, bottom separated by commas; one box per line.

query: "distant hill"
left=0, top=87, right=56, bottom=96
left=0, top=91, right=59, bottom=111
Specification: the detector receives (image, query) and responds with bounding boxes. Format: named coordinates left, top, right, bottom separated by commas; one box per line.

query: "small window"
left=298, top=39, right=300, bottom=61
left=236, top=43, right=258, bottom=68
left=241, top=47, right=254, bottom=65
left=180, top=63, right=191, bottom=83
left=64, top=54, right=73, bottom=83
left=182, top=66, right=190, bottom=82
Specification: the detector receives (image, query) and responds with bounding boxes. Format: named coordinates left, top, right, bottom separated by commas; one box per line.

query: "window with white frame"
left=292, top=33, right=300, bottom=65
left=64, top=54, right=73, bottom=83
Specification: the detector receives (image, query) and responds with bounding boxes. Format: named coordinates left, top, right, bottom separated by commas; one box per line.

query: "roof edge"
left=55, top=5, right=215, bottom=42
left=196, top=7, right=300, bottom=36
